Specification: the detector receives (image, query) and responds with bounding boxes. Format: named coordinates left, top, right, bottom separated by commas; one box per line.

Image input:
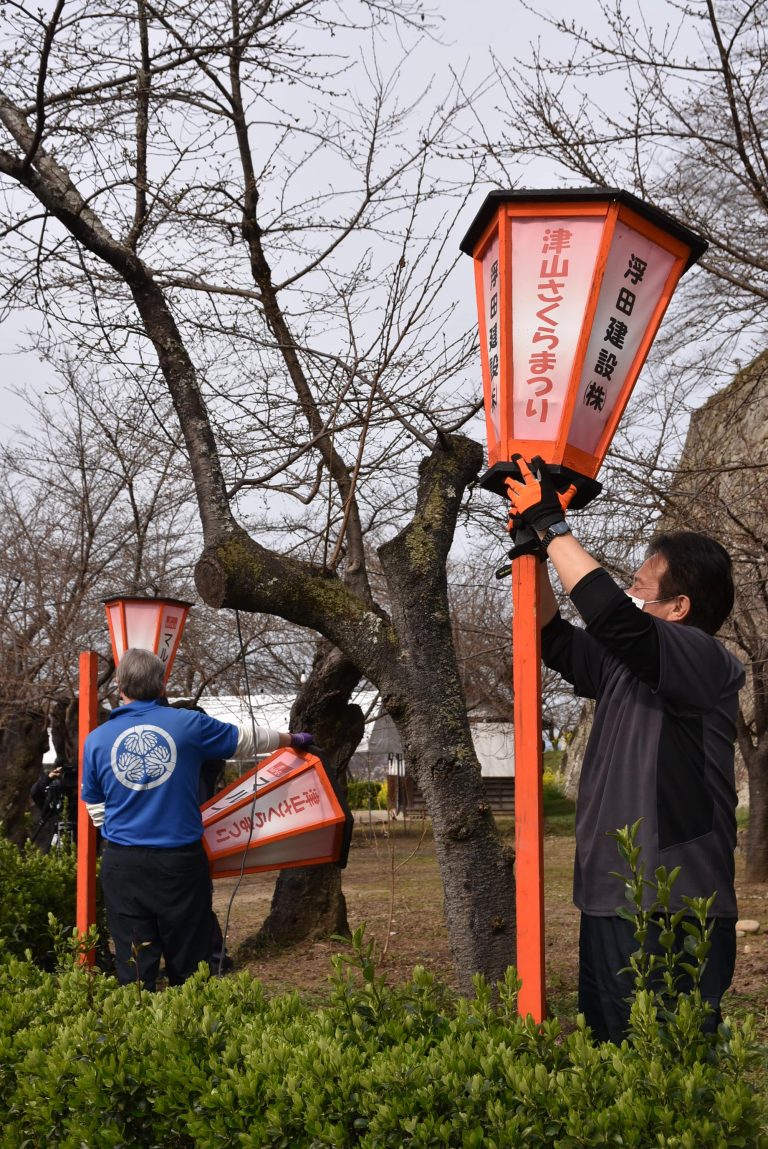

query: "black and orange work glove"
left=505, top=455, right=576, bottom=535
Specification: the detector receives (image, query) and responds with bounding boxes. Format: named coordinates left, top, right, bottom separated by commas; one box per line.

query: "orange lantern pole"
left=461, top=188, right=707, bottom=1021
left=512, top=556, right=545, bottom=1019
left=76, top=651, right=99, bottom=963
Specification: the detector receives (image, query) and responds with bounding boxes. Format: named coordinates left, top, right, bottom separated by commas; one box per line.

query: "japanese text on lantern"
left=524, top=226, right=573, bottom=425
left=481, top=233, right=501, bottom=445
left=582, top=252, right=648, bottom=416
left=213, top=787, right=323, bottom=846
left=201, top=754, right=306, bottom=822
left=569, top=222, right=676, bottom=455
left=510, top=216, right=604, bottom=443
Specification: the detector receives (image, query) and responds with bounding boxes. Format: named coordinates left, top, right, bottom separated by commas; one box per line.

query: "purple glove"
left=290, top=732, right=313, bottom=750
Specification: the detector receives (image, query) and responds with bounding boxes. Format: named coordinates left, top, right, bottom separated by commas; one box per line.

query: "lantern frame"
left=103, top=594, right=192, bottom=682
left=460, top=188, right=707, bottom=499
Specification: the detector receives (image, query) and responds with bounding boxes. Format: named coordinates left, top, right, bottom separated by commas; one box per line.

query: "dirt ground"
left=212, top=814, right=768, bottom=1029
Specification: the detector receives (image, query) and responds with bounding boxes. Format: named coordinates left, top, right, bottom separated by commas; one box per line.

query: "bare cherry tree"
left=0, top=0, right=516, bottom=988
left=486, top=1, right=768, bottom=358
left=0, top=364, right=195, bottom=838
left=0, top=365, right=308, bottom=841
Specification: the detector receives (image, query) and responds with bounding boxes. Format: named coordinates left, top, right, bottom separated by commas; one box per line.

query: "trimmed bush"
left=347, top=780, right=387, bottom=810
left=1, top=823, right=765, bottom=1147
left=0, top=836, right=77, bottom=968
left=0, top=927, right=765, bottom=1148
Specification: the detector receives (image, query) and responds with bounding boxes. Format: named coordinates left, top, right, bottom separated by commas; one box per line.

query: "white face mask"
left=626, top=591, right=674, bottom=611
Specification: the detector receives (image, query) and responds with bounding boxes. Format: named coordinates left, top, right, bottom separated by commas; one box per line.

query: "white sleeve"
left=231, top=723, right=283, bottom=759
left=85, top=802, right=105, bottom=827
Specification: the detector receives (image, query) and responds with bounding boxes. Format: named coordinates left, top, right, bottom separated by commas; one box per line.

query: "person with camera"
left=505, top=455, right=745, bottom=1043
left=81, top=647, right=312, bottom=990
left=31, top=759, right=79, bottom=850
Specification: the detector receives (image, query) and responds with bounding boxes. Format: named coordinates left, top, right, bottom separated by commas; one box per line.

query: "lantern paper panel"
left=201, top=747, right=353, bottom=878
left=510, top=215, right=604, bottom=448
left=154, top=602, right=191, bottom=670
left=103, top=595, right=191, bottom=682
left=567, top=220, right=676, bottom=458
left=202, top=748, right=308, bottom=819
left=480, top=230, right=502, bottom=454
left=105, top=600, right=131, bottom=664
left=208, top=824, right=348, bottom=879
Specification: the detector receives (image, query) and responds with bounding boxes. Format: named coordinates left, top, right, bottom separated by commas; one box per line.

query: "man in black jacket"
left=506, top=456, right=745, bottom=1042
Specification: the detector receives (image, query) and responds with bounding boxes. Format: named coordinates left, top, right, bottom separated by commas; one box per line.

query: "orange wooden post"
left=76, top=650, right=99, bottom=964
left=512, top=555, right=546, bottom=1022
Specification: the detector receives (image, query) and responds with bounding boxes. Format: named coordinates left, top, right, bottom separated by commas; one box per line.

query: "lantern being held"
left=460, top=187, right=707, bottom=502
left=460, top=189, right=707, bottom=1022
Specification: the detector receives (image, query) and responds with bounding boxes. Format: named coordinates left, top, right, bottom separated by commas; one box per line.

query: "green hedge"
left=0, top=837, right=78, bottom=968
left=0, top=934, right=764, bottom=1149
left=347, top=779, right=387, bottom=809
left=0, top=836, right=110, bottom=972
left=1, top=824, right=765, bottom=1147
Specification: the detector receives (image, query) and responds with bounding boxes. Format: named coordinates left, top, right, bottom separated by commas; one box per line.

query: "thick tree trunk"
left=49, top=697, right=80, bottom=766
left=245, top=641, right=363, bottom=949
left=388, top=692, right=516, bottom=993
left=0, top=708, right=49, bottom=844
left=196, top=434, right=519, bottom=990
left=377, top=450, right=516, bottom=992
left=745, top=746, right=768, bottom=882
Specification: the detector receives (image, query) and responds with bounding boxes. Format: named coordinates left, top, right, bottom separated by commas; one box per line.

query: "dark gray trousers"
left=101, top=840, right=213, bottom=990
left=578, top=912, right=736, bottom=1043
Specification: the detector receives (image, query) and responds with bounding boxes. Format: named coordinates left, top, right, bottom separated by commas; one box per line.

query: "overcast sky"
left=0, top=0, right=671, bottom=441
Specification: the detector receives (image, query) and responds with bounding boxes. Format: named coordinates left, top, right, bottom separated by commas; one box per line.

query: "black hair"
left=646, top=531, right=735, bottom=635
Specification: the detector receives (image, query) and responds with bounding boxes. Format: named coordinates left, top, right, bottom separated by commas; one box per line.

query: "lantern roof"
left=103, top=593, right=194, bottom=608
left=459, top=187, right=708, bottom=271
left=103, top=593, right=193, bottom=683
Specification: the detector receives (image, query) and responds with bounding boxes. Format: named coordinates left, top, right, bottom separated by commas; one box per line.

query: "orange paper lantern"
left=201, top=746, right=353, bottom=878
left=104, top=595, right=192, bottom=682
left=460, top=188, right=707, bottom=500
left=459, top=188, right=706, bottom=1023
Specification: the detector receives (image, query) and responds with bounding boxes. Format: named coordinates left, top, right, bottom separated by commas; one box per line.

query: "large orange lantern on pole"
left=460, top=188, right=707, bottom=1020
left=76, top=595, right=192, bottom=956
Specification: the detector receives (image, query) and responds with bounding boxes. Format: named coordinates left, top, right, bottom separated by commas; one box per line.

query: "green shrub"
left=541, top=769, right=575, bottom=830
left=0, top=837, right=78, bottom=968
left=347, top=779, right=387, bottom=809
left=0, top=924, right=765, bottom=1148
left=0, top=827, right=764, bottom=1147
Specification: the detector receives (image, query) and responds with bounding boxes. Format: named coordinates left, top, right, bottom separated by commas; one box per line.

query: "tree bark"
left=0, top=708, right=49, bottom=844
left=197, top=435, right=518, bottom=991
left=246, top=641, right=363, bottom=948
left=376, top=440, right=515, bottom=992
left=745, top=746, right=768, bottom=882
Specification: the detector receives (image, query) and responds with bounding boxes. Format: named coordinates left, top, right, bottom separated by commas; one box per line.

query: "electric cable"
left=215, top=608, right=273, bottom=975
